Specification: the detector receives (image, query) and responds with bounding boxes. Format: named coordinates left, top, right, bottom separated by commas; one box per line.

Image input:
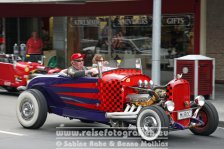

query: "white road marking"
left=0, top=130, right=26, bottom=136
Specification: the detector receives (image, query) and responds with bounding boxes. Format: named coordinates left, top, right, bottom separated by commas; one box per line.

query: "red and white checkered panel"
left=166, top=84, right=173, bottom=100
left=98, top=79, right=124, bottom=112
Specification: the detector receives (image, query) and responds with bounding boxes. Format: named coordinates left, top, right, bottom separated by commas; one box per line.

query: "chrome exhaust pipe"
left=128, top=104, right=136, bottom=112
left=106, top=105, right=142, bottom=119
left=124, top=104, right=131, bottom=112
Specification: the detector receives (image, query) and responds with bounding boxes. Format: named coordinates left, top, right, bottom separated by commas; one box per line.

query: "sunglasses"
left=74, top=59, right=84, bottom=62
left=96, top=60, right=104, bottom=62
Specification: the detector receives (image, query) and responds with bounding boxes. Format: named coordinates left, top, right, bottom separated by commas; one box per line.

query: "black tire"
left=16, top=89, right=48, bottom=129
left=137, top=105, right=169, bottom=141
left=190, top=101, right=219, bottom=136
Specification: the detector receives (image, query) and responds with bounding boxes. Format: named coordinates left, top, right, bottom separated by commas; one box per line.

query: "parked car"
left=0, top=54, right=60, bottom=92
left=82, top=37, right=169, bottom=57
left=16, top=58, right=218, bottom=141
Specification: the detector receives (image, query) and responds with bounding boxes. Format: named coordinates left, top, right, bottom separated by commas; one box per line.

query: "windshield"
left=100, top=58, right=142, bottom=72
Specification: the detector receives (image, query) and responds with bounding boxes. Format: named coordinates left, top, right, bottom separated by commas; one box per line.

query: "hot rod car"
left=0, top=54, right=60, bottom=92
left=16, top=58, right=219, bottom=141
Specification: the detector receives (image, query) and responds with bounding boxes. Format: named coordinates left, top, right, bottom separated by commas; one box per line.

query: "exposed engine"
left=126, top=87, right=167, bottom=107
left=126, top=94, right=158, bottom=107
left=154, top=88, right=166, bottom=99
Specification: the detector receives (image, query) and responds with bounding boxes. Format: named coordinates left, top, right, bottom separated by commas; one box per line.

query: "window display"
left=68, top=14, right=194, bottom=70
left=0, top=18, right=5, bottom=54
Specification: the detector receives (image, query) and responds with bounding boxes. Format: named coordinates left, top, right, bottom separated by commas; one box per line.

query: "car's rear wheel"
left=137, top=105, right=169, bottom=141
left=16, top=89, right=48, bottom=129
left=190, top=101, right=219, bottom=136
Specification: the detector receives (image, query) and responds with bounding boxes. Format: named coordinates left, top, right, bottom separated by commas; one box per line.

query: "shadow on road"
left=0, top=91, right=19, bottom=97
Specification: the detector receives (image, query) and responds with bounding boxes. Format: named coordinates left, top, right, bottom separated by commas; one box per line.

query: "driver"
left=60, top=53, right=98, bottom=78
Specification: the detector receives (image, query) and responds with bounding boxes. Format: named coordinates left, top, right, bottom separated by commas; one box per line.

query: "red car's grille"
left=173, top=84, right=190, bottom=111
left=167, top=81, right=191, bottom=127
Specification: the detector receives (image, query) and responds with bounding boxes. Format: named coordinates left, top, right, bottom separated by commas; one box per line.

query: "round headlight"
left=144, top=80, right=148, bottom=88
left=194, top=95, right=205, bottom=106
left=138, top=80, right=143, bottom=87
left=24, top=66, right=29, bottom=72
left=164, top=100, right=175, bottom=112
left=149, top=80, right=154, bottom=89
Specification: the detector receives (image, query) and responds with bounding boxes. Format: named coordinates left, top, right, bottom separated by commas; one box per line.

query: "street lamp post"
left=152, top=0, right=162, bottom=85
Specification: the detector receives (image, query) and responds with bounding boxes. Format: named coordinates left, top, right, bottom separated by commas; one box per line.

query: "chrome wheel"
left=142, top=116, right=159, bottom=136
left=16, top=89, right=48, bottom=129
left=21, top=99, right=35, bottom=120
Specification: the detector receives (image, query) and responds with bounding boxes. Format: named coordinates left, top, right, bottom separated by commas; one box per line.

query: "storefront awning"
left=0, top=0, right=136, bottom=3
left=0, top=0, right=196, bottom=17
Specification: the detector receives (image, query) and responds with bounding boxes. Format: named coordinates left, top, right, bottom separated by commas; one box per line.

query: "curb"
left=219, top=121, right=224, bottom=127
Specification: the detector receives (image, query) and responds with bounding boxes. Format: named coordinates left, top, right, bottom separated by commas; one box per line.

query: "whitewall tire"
left=137, top=106, right=169, bottom=141
left=16, top=89, right=48, bottom=129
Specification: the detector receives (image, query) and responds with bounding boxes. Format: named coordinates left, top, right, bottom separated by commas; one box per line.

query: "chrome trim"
left=106, top=105, right=142, bottom=119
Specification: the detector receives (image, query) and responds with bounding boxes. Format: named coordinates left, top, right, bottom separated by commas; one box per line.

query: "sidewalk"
left=210, top=84, right=224, bottom=126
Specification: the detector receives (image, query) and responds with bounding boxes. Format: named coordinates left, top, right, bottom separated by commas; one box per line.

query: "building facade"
left=0, top=0, right=223, bottom=83
left=206, top=0, right=224, bottom=83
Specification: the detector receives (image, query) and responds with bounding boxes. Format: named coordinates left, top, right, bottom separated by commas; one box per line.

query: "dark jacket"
left=67, top=66, right=91, bottom=78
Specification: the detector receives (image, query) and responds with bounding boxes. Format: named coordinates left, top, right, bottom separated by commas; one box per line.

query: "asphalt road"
left=0, top=91, right=224, bottom=149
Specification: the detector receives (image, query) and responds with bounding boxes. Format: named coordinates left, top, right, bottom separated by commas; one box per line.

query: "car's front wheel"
left=16, top=89, right=48, bottom=129
left=190, top=101, right=219, bottom=136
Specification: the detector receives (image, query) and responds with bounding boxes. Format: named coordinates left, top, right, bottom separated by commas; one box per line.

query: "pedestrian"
left=26, top=31, right=44, bottom=62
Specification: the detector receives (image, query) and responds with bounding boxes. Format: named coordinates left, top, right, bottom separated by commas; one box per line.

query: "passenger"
left=60, top=53, right=98, bottom=78
left=92, top=54, right=105, bottom=65
left=92, top=54, right=114, bottom=72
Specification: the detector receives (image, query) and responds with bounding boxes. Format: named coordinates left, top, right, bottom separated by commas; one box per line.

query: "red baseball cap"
left=71, top=53, right=85, bottom=61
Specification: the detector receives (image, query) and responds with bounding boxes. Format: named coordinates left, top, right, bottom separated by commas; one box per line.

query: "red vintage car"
left=0, top=54, right=60, bottom=92
left=16, top=58, right=218, bottom=141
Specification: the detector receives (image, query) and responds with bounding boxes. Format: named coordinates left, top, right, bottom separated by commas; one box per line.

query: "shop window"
left=68, top=14, right=194, bottom=70
left=0, top=18, right=4, bottom=53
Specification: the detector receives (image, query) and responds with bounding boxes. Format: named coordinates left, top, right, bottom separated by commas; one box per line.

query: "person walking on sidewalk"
left=26, top=31, right=44, bottom=62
